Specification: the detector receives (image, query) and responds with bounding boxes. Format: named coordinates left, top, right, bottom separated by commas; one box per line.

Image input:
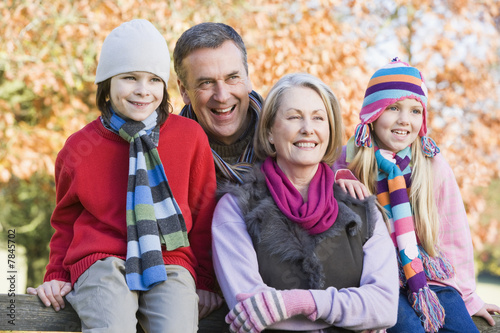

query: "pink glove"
left=225, top=289, right=317, bottom=333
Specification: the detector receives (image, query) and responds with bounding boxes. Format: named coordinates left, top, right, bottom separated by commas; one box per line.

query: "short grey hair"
left=173, top=22, right=248, bottom=87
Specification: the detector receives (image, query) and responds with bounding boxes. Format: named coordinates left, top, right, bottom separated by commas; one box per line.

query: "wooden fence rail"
left=0, top=293, right=229, bottom=332
left=1, top=293, right=499, bottom=332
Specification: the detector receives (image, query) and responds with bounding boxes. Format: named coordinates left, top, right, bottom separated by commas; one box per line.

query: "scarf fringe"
left=408, top=286, right=445, bottom=333
left=397, top=246, right=455, bottom=289
left=419, top=245, right=455, bottom=281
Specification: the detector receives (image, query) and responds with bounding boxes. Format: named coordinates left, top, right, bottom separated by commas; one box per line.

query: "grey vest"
left=220, top=165, right=379, bottom=333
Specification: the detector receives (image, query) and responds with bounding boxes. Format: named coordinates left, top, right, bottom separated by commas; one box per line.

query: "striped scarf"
left=180, top=91, right=263, bottom=184
left=103, top=106, right=189, bottom=291
left=375, top=146, right=453, bottom=332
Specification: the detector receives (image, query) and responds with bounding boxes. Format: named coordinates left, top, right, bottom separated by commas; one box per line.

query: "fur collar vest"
left=219, top=164, right=379, bottom=289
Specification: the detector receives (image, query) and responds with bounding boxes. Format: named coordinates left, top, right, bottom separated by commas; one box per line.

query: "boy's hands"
left=197, top=289, right=224, bottom=319
left=27, top=280, right=72, bottom=311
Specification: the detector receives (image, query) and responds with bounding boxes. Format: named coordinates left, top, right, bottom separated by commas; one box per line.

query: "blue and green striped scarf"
left=103, top=106, right=189, bottom=291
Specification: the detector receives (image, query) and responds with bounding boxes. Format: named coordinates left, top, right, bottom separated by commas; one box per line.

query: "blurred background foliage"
left=0, top=0, right=499, bottom=288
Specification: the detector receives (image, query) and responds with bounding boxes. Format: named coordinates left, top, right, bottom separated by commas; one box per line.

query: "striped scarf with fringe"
left=180, top=90, right=263, bottom=184
left=375, top=146, right=454, bottom=332
left=103, top=106, right=189, bottom=291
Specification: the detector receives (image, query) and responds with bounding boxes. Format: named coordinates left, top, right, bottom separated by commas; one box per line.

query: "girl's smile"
left=372, top=98, right=424, bottom=153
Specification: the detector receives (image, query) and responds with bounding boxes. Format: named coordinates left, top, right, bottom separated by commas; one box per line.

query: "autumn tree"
left=1, top=0, right=499, bottom=287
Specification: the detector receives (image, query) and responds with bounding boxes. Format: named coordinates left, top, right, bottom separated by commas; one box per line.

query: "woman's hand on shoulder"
left=26, top=280, right=72, bottom=311
left=336, top=179, right=370, bottom=200
left=474, top=303, right=500, bottom=326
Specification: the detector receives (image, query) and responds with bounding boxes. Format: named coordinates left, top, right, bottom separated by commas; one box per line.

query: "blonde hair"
left=348, top=138, right=440, bottom=256
left=255, top=73, right=344, bottom=166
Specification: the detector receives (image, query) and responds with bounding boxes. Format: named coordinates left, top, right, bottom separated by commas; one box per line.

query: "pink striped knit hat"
left=354, top=58, right=439, bottom=157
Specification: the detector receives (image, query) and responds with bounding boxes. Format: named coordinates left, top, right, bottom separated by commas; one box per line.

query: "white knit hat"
left=95, top=19, right=170, bottom=85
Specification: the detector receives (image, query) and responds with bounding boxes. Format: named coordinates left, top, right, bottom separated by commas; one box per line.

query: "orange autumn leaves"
left=1, top=0, right=499, bottom=271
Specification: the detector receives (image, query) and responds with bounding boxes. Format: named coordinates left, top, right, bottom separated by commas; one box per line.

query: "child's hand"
left=336, top=179, right=370, bottom=200
left=474, top=303, right=500, bottom=326
left=197, top=289, right=223, bottom=319
left=27, top=280, right=72, bottom=311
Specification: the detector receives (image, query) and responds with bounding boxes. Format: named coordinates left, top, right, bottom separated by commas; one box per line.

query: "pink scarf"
left=261, top=157, right=339, bottom=235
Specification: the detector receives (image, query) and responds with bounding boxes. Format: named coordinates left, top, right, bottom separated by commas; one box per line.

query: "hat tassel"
left=421, top=136, right=440, bottom=157
left=354, top=123, right=372, bottom=148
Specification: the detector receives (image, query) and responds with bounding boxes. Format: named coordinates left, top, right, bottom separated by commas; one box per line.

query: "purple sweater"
left=212, top=191, right=398, bottom=331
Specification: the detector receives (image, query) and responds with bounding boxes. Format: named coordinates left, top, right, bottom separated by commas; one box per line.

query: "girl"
left=28, top=19, right=220, bottom=332
left=333, top=58, right=499, bottom=332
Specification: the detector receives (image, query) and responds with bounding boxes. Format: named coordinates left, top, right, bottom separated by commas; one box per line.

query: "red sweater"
left=44, top=114, right=217, bottom=291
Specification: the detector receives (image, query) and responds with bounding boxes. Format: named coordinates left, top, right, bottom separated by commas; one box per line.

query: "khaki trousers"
left=66, top=257, right=198, bottom=333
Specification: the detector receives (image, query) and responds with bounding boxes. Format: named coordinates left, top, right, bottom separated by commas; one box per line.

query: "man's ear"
left=246, top=77, right=253, bottom=94
left=178, top=79, right=192, bottom=105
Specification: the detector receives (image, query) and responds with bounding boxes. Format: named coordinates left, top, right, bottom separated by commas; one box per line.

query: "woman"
left=27, top=19, right=221, bottom=332
left=333, top=58, right=500, bottom=332
left=212, top=73, right=399, bottom=333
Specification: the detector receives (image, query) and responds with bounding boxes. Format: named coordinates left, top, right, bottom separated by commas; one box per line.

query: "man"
left=173, top=22, right=263, bottom=185
left=173, top=22, right=369, bottom=324
left=173, top=22, right=263, bottom=322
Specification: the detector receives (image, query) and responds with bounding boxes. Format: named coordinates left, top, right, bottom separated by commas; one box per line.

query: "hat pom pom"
left=421, top=136, right=440, bottom=157
left=354, top=123, right=372, bottom=148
